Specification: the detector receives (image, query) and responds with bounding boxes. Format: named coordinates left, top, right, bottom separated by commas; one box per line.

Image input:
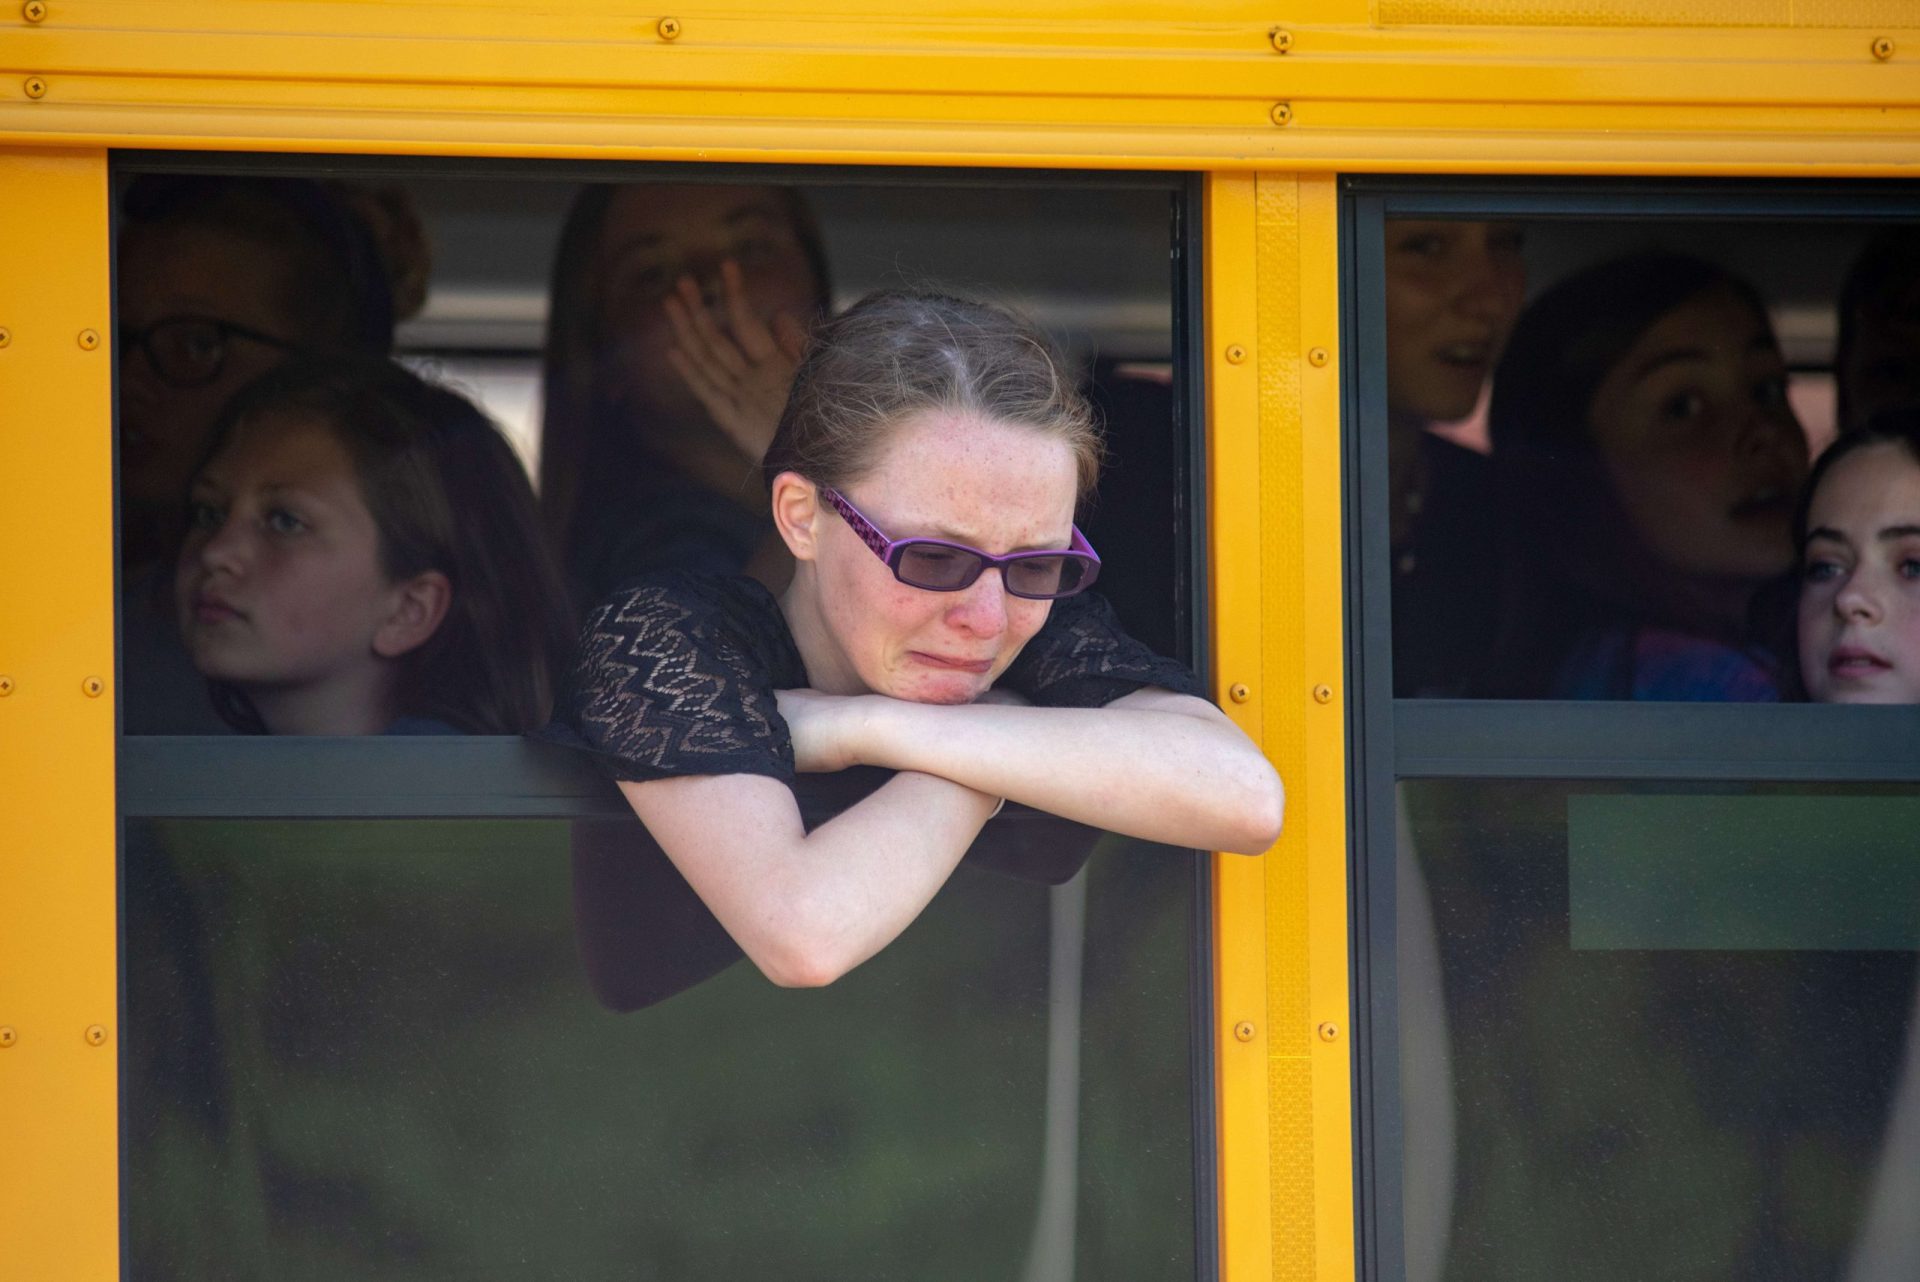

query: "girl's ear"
left=770, top=471, right=822, bottom=562
left=373, top=570, right=453, bottom=659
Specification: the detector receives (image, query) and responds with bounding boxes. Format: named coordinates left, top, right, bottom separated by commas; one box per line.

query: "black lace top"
left=559, top=571, right=1203, bottom=784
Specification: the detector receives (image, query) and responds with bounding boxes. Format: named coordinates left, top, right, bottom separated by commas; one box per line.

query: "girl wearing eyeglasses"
left=556, top=290, right=1284, bottom=989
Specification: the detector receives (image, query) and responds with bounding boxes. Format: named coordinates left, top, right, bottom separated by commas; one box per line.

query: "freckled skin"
left=1586, top=286, right=1810, bottom=586
left=782, top=411, right=1080, bottom=706
left=1798, top=442, right=1920, bottom=704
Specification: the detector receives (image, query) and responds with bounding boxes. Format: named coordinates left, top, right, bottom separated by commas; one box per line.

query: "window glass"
left=1397, top=779, right=1920, bottom=1279
left=124, top=818, right=1197, bottom=1278
left=1384, top=216, right=1920, bottom=703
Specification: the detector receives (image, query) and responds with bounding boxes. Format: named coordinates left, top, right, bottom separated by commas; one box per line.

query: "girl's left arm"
left=781, top=688, right=1284, bottom=855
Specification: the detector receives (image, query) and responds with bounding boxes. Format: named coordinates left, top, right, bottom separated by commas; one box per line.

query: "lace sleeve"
left=999, top=591, right=1205, bottom=708
left=561, top=574, right=799, bottom=784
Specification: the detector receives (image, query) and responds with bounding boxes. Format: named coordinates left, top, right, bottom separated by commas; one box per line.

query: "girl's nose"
left=194, top=515, right=251, bottom=574
left=1835, top=572, right=1882, bottom=622
left=945, top=570, right=1009, bottom=638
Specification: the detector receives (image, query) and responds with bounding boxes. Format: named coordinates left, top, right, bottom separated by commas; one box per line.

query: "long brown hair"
left=762, top=289, right=1103, bottom=502
left=537, top=183, right=831, bottom=558
left=201, top=357, right=573, bottom=734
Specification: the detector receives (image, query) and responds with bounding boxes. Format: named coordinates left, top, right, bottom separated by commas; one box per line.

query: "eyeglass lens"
left=894, top=544, right=1089, bottom=598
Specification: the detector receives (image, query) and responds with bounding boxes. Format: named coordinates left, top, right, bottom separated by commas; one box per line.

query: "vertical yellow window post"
left=1208, top=169, right=1355, bottom=1282
left=0, top=147, right=118, bottom=1279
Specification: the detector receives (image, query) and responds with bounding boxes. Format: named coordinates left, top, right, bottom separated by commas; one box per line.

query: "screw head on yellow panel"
left=1224, top=343, right=1246, bottom=365
left=23, top=0, right=47, bottom=20
left=23, top=75, right=47, bottom=99
left=1268, top=27, right=1292, bottom=53
left=657, top=16, right=681, bottom=39
left=1228, top=682, right=1251, bottom=704
left=0, top=327, right=11, bottom=347
left=78, top=328, right=100, bottom=351
left=0, top=676, right=13, bottom=696
left=85, top=1024, right=108, bottom=1046
left=82, top=675, right=104, bottom=697
left=1269, top=102, right=1292, bottom=127
left=0, top=1027, right=16, bottom=1048
left=1873, top=37, right=1895, bottom=60
left=1308, top=346, right=1330, bottom=367
left=1317, top=1021, right=1340, bottom=1042
left=1312, top=683, right=1332, bottom=704
left=1233, top=1021, right=1256, bottom=1043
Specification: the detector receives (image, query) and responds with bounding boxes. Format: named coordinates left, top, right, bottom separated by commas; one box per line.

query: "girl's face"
left=1797, top=441, right=1920, bottom=704
left=793, top=411, right=1079, bottom=705
left=1587, top=285, right=1809, bottom=586
left=175, top=414, right=426, bottom=720
left=118, top=223, right=306, bottom=533
left=595, top=184, right=821, bottom=428
left=1384, top=220, right=1527, bottom=423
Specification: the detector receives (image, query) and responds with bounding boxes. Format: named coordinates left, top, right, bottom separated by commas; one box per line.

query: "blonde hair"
left=762, top=290, right=1102, bottom=501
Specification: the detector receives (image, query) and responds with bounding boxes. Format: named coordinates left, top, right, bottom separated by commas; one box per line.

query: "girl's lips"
left=190, top=594, right=243, bottom=625
left=910, top=651, right=993, bottom=674
left=1829, top=647, right=1891, bottom=678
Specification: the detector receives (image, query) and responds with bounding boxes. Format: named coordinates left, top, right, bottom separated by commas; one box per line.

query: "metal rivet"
left=1312, top=683, right=1332, bottom=704
left=23, top=75, right=47, bottom=99
left=1233, top=1021, right=1256, bottom=1043
left=1224, top=343, right=1246, bottom=365
left=85, top=1024, right=107, bottom=1046
left=77, top=328, right=99, bottom=351
left=83, top=676, right=104, bottom=697
left=1317, top=1021, right=1340, bottom=1042
left=23, top=0, right=47, bottom=20
left=1308, top=346, right=1329, bottom=367
left=1269, top=27, right=1292, bottom=53
left=1872, top=36, right=1895, bottom=60
left=0, top=1027, right=15, bottom=1048
left=0, top=327, right=10, bottom=347
left=1229, top=682, right=1251, bottom=704
left=657, top=16, right=681, bottom=39
left=0, top=676, right=13, bottom=697
left=1270, top=102, right=1292, bottom=127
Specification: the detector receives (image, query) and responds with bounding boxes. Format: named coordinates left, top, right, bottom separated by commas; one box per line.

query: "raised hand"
left=662, top=260, right=810, bottom=464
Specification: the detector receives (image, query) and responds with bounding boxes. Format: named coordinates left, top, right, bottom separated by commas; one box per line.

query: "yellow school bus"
left=4, top=4, right=1918, bottom=1279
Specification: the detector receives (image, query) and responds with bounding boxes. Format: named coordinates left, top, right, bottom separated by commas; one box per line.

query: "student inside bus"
left=1796, top=405, right=1920, bottom=704
left=174, top=356, right=572, bottom=736
left=556, top=290, right=1284, bottom=989
left=118, top=175, right=403, bottom=732
left=538, top=182, right=831, bottom=607
left=1480, top=252, right=1809, bottom=701
left=1383, top=220, right=1528, bottom=697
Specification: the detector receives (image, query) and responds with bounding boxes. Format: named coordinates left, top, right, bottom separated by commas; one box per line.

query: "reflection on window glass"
left=124, top=820, right=1195, bottom=1279
left=1398, top=780, right=1920, bottom=1279
left=1387, top=218, right=1920, bottom=704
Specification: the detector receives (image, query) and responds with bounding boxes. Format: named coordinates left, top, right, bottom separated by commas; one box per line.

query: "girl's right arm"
left=618, top=769, right=999, bottom=988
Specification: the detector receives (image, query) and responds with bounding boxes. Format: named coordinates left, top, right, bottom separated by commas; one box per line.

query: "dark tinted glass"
left=123, top=818, right=1197, bottom=1279
left=1398, top=779, right=1920, bottom=1280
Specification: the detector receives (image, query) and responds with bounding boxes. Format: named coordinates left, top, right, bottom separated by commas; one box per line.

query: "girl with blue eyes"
left=1482, top=252, right=1810, bottom=699
left=175, top=357, right=572, bottom=735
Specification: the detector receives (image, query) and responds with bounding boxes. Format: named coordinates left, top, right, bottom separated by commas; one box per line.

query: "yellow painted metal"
left=1205, top=168, right=1357, bottom=1282
left=0, top=3, right=1916, bottom=172
left=0, top=146, right=118, bottom=1282
left=1207, top=170, right=1276, bottom=1282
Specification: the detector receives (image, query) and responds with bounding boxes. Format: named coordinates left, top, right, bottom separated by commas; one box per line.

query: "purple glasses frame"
left=819, top=487, right=1101, bottom=600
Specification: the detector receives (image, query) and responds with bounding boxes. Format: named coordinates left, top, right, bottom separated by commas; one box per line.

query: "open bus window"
left=116, top=162, right=1210, bottom=1279
left=1385, top=216, right=1920, bottom=704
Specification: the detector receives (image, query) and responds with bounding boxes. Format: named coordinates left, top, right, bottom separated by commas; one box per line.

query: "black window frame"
left=1342, top=176, right=1920, bottom=1282
left=111, top=149, right=1226, bottom=1279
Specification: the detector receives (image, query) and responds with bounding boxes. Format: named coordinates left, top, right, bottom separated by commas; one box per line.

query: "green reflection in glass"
left=1571, top=795, right=1920, bottom=951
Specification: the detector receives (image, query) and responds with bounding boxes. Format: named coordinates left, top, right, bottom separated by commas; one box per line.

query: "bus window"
left=118, top=161, right=1210, bottom=1279
left=1385, top=215, right=1920, bottom=704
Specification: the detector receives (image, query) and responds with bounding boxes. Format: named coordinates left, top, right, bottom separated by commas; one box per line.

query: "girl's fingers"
left=772, top=312, right=810, bottom=365
left=721, top=261, right=779, bottom=363
left=671, top=275, right=748, bottom=379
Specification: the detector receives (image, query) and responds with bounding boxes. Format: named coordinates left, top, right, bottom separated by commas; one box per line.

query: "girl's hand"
left=775, top=688, right=875, bottom=774
left=663, top=260, right=809, bottom=464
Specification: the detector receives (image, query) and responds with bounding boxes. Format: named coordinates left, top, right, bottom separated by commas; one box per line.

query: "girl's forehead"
left=858, top=411, right=1078, bottom=537
left=1813, top=442, right=1920, bottom=516
left=215, top=411, right=354, bottom=475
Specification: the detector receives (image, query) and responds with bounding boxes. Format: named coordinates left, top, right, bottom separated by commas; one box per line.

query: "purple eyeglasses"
left=819, top=487, right=1100, bottom=600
